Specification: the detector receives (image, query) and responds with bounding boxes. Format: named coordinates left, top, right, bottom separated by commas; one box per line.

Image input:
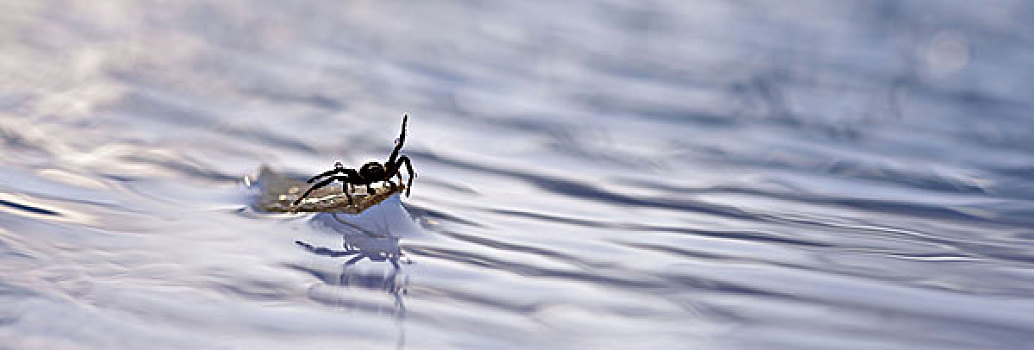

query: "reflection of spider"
left=295, top=236, right=406, bottom=269
left=293, top=115, right=416, bottom=206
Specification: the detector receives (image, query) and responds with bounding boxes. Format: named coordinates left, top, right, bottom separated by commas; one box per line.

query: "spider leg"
left=333, top=179, right=358, bottom=206
left=341, top=168, right=362, bottom=190
left=294, top=176, right=337, bottom=205
left=337, top=168, right=362, bottom=205
left=378, top=166, right=395, bottom=191
left=332, top=175, right=358, bottom=205
left=381, top=164, right=400, bottom=191
left=394, top=155, right=416, bottom=196
left=295, top=240, right=359, bottom=258
left=342, top=168, right=361, bottom=178
left=344, top=255, right=365, bottom=266
left=387, top=114, right=407, bottom=165
left=307, top=167, right=344, bottom=183
left=295, top=175, right=353, bottom=205
left=343, top=184, right=354, bottom=205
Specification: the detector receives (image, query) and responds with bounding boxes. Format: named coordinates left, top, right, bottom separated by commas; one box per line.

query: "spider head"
left=360, top=162, right=385, bottom=180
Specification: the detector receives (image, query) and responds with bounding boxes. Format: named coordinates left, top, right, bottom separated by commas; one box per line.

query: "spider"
left=293, top=115, right=416, bottom=206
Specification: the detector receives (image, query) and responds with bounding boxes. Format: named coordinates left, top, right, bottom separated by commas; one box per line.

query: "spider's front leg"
left=381, top=167, right=399, bottom=191
left=393, top=155, right=416, bottom=196
left=386, top=114, right=407, bottom=165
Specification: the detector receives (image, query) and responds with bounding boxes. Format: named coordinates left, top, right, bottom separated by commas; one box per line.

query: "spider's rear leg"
left=345, top=255, right=366, bottom=266
left=295, top=240, right=359, bottom=258
left=307, top=171, right=331, bottom=184
left=294, top=176, right=335, bottom=205
left=294, top=175, right=352, bottom=206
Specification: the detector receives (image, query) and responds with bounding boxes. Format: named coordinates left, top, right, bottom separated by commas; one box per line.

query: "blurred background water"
left=1, top=1, right=1033, bottom=349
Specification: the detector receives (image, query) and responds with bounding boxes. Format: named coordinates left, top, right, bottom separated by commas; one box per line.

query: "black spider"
left=293, top=115, right=416, bottom=206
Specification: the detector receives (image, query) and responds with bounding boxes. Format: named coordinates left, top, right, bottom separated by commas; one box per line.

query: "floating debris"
left=253, top=166, right=404, bottom=214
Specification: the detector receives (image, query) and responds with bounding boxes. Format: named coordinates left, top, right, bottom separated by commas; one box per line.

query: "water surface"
left=1, top=1, right=1034, bottom=349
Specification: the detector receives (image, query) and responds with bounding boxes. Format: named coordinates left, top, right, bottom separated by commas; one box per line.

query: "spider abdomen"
left=360, top=162, right=386, bottom=181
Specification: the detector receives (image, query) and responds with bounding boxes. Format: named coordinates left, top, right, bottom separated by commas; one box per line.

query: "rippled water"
left=2, top=1, right=1034, bottom=349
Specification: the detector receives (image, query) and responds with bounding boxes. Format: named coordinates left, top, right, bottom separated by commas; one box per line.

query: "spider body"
left=293, top=115, right=416, bottom=206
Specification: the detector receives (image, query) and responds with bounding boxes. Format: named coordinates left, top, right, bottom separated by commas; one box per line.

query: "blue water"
left=2, top=1, right=1034, bottom=349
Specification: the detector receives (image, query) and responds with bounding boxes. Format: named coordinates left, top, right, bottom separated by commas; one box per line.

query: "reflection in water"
left=298, top=212, right=411, bottom=350
left=295, top=223, right=408, bottom=269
